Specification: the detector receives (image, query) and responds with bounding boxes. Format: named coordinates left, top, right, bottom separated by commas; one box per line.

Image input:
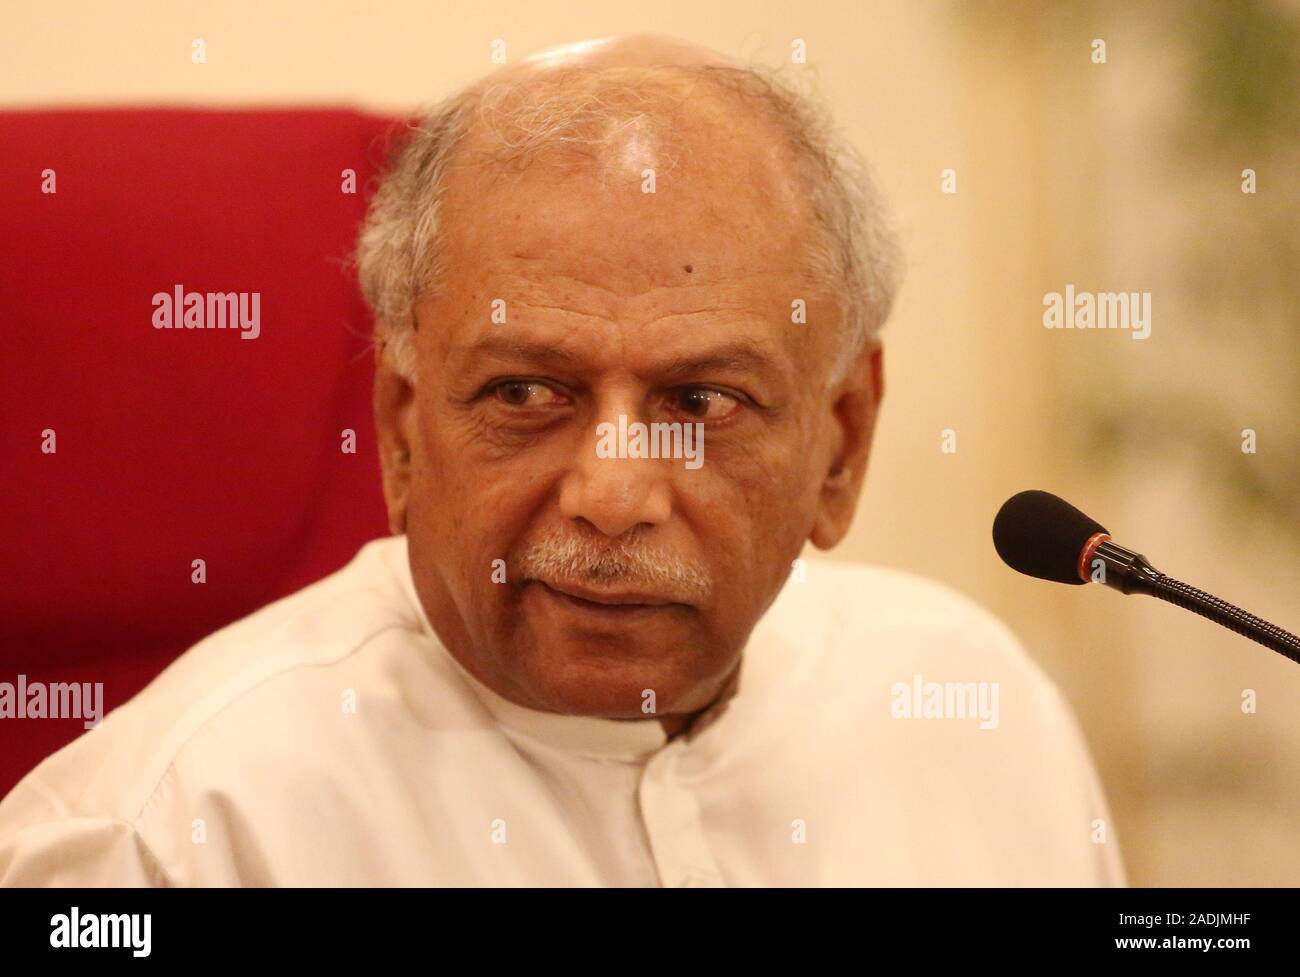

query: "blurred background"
left=2, top=0, right=1296, bottom=886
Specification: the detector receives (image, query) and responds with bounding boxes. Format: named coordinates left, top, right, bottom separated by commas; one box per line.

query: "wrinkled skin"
left=375, top=35, right=884, bottom=736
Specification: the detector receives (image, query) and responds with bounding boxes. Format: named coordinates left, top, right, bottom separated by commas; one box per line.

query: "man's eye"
left=669, top=386, right=742, bottom=420
left=491, top=380, right=567, bottom=408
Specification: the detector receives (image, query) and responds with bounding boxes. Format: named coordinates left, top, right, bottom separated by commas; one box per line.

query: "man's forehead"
left=432, top=169, right=813, bottom=330
left=437, top=115, right=812, bottom=288
left=425, top=157, right=838, bottom=380
left=444, top=194, right=799, bottom=295
left=422, top=243, right=839, bottom=388
left=420, top=38, right=843, bottom=381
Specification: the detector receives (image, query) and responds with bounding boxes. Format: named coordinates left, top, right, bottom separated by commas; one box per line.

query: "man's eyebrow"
left=450, top=335, right=783, bottom=380
left=656, top=341, right=782, bottom=381
left=452, top=336, right=584, bottom=368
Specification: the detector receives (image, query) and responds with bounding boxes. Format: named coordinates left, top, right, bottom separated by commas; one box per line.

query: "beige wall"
left=6, top=0, right=1298, bottom=886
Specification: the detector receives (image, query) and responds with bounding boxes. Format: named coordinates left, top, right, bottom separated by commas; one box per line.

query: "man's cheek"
left=713, top=460, right=814, bottom=579
left=696, top=453, right=790, bottom=526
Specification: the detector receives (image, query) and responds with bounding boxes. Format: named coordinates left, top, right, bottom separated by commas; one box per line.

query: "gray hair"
left=356, top=61, right=902, bottom=383
left=514, top=525, right=712, bottom=603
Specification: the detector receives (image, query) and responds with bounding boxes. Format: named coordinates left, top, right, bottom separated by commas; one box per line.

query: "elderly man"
left=0, top=35, right=1124, bottom=886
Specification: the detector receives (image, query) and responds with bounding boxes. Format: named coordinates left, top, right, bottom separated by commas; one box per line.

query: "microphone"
left=992, top=490, right=1300, bottom=665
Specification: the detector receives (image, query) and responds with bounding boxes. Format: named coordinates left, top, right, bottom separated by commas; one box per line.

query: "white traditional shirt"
left=0, top=536, right=1124, bottom=886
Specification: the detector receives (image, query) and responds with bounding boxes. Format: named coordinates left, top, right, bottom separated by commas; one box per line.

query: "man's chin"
left=508, top=583, right=713, bottom=716
left=505, top=639, right=732, bottom=720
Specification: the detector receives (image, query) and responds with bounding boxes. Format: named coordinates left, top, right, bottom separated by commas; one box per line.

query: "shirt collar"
left=386, top=534, right=694, bottom=763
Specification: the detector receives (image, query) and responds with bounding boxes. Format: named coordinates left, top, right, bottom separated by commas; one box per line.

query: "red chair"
left=0, top=108, right=397, bottom=797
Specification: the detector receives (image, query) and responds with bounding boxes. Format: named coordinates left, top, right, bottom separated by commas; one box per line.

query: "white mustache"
left=514, top=528, right=712, bottom=603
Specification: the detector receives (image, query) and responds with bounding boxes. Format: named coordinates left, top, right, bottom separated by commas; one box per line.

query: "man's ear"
left=809, top=343, right=885, bottom=550
left=373, top=349, right=417, bottom=536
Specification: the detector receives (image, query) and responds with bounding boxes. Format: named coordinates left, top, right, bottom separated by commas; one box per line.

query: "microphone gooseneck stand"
left=1087, top=537, right=1300, bottom=666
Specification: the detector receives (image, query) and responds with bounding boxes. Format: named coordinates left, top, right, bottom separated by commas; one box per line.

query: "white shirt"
left=0, top=536, right=1125, bottom=886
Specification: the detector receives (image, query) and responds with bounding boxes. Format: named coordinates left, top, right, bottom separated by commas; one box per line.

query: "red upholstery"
left=0, top=108, right=397, bottom=797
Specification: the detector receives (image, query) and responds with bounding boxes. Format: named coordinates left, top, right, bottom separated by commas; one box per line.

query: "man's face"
left=381, top=104, right=881, bottom=720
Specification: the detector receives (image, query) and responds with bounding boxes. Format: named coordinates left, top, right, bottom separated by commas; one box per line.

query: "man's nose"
left=558, top=429, right=672, bottom=538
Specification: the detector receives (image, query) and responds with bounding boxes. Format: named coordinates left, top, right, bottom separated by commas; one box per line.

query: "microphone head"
left=993, top=490, right=1108, bottom=585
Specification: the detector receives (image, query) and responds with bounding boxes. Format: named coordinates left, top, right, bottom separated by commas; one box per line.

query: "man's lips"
left=528, top=579, right=685, bottom=611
